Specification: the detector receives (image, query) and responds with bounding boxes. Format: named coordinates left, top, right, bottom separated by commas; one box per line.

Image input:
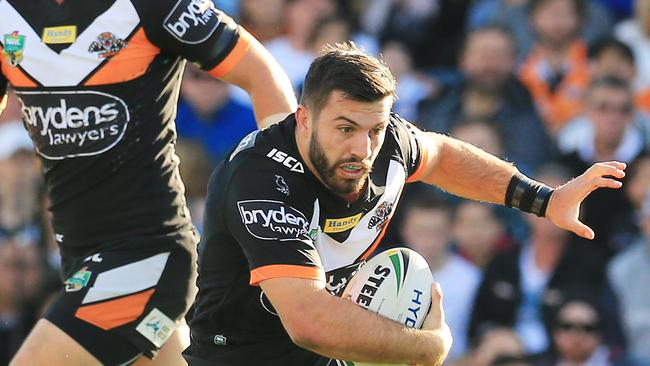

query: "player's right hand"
left=417, top=283, right=453, bottom=366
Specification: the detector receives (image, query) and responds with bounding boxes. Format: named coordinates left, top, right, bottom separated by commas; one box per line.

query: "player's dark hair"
left=300, top=42, right=396, bottom=116
left=588, top=37, right=635, bottom=65
left=528, top=0, right=585, bottom=19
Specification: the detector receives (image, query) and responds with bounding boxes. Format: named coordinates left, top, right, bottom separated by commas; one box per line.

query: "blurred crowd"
left=2, top=0, right=650, bottom=365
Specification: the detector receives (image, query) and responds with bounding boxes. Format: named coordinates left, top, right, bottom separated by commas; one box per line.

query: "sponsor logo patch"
left=64, top=266, right=92, bottom=292
left=324, top=213, right=363, bottom=233
left=136, top=308, right=177, bottom=348
left=88, top=32, right=127, bottom=58
left=3, top=31, right=25, bottom=67
left=164, top=0, right=219, bottom=44
left=237, top=200, right=309, bottom=241
left=267, top=148, right=304, bottom=173
left=17, top=90, right=130, bottom=160
left=275, top=175, right=289, bottom=196
left=42, top=25, right=77, bottom=44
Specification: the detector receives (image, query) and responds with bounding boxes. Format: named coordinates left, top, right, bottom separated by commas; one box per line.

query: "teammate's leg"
left=133, top=320, right=190, bottom=366
left=10, top=319, right=103, bottom=366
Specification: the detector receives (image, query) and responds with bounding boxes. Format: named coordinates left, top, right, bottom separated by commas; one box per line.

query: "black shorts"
left=46, top=229, right=198, bottom=366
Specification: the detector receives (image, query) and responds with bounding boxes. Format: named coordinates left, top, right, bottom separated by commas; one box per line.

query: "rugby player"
left=0, top=0, right=296, bottom=365
left=185, top=43, right=626, bottom=365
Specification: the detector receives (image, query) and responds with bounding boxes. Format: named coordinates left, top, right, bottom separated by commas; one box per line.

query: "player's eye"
left=339, top=126, right=353, bottom=134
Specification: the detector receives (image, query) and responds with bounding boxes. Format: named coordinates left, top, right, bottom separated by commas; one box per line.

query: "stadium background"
left=1, top=0, right=649, bottom=365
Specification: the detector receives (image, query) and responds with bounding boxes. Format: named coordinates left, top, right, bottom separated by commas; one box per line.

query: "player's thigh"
left=133, top=320, right=190, bottom=366
left=10, top=318, right=102, bottom=366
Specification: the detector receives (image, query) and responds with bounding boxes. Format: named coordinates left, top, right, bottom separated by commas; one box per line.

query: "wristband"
left=504, top=173, right=553, bottom=217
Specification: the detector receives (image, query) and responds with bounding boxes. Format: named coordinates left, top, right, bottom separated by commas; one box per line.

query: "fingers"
left=593, top=177, right=623, bottom=189
left=587, top=162, right=626, bottom=179
left=425, top=283, right=445, bottom=328
left=567, top=219, right=595, bottom=240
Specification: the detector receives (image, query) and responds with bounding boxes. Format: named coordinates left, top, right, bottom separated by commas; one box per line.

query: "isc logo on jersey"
left=237, top=200, right=309, bottom=241
left=16, top=91, right=129, bottom=160
left=164, top=0, right=219, bottom=44
left=267, top=148, right=304, bottom=173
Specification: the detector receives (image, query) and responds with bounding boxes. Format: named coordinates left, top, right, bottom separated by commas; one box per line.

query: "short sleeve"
left=225, top=163, right=324, bottom=286
left=388, top=114, right=433, bottom=183
left=138, top=0, right=250, bottom=76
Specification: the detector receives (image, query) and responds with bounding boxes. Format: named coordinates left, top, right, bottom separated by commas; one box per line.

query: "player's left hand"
left=545, top=161, right=626, bottom=240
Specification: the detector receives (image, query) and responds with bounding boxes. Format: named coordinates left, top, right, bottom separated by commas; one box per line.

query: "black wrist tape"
left=504, top=173, right=553, bottom=217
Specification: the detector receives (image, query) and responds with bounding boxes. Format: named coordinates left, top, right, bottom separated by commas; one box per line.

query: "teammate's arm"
left=260, top=277, right=452, bottom=366
left=412, top=131, right=626, bottom=239
left=214, top=30, right=297, bottom=128
left=139, top=1, right=296, bottom=128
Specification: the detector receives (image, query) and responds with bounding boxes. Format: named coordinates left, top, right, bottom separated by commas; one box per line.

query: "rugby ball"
left=341, top=247, right=434, bottom=366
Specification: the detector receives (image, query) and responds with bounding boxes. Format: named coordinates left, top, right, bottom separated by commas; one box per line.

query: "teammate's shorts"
left=46, top=229, right=198, bottom=366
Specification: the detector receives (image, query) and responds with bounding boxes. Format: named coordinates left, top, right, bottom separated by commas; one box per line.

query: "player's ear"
left=295, top=104, right=311, bottom=131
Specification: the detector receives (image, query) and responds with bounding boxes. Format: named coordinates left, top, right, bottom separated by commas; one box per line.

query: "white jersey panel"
left=0, top=0, right=140, bottom=86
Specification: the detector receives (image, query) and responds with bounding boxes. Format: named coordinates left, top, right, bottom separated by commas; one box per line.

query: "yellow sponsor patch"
left=324, top=213, right=363, bottom=233
left=42, top=25, right=77, bottom=44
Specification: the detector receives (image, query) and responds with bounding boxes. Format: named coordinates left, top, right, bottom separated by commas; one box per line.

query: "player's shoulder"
left=132, top=0, right=233, bottom=44
left=224, top=115, right=310, bottom=186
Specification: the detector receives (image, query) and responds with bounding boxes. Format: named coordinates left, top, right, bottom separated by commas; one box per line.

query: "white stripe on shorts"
left=82, top=252, right=170, bottom=304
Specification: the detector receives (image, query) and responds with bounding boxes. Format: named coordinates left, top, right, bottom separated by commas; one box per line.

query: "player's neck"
left=54, top=0, right=64, bottom=4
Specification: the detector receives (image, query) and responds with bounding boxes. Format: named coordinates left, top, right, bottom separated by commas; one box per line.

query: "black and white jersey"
left=0, top=0, right=251, bottom=253
left=188, top=113, right=432, bottom=364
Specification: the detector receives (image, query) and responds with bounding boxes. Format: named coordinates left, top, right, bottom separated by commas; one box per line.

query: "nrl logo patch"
left=88, top=32, right=127, bottom=58
left=3, top=31, right=26, bottom=67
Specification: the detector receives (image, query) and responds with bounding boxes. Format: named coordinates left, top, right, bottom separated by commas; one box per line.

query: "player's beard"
left=309, top=129, right=371, bottom=196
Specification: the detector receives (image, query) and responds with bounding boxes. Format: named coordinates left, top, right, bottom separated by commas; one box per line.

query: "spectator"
left=587, top=37, right=650, bottom=115
left=0, top=241, right=44, bottom=365
left=467, top=0, right=612, bottom=62
left=239, top=0, right=287, bottom=43
left=264, top=0, right=334, bottom=90
left=450, top=119, right=504, bottom=158
left=464, top=327, right=530, bottom=366
left=174, top=140, right=212, bottom=234
left=0, top=119, right=40, bottom=244
left=381, top=41, right=435, bottom=121
left=519, top=0, right=591, bottom=133
left=607, top=194, right=650, bottom=365
left=452, top=200, right=512, bottom=268
left=468, top=164, right=605, bottom=354
left=558, top=76, right=644, bottom=257
left=399, top=196, right=481, bottom=361
left=535, top=298, right=615, bottom=366
left=177, top=64, right=257, bottom=164
left=615, top=0, right=650, bottom=95
left=419, top=26, right=550, bottom=173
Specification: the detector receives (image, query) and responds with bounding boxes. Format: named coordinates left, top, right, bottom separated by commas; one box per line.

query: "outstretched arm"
left=261, top=277, right=452, bottom=366
left=414, top=131, right=626, bottom=239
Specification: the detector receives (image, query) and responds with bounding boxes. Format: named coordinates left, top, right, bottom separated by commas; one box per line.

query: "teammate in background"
left=1, top=0, right=296, bottom=365
left=185, top=42, right=626, bottom=366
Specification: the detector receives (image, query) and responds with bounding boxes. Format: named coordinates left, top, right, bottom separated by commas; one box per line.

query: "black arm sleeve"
left=136, top=0, right=243, bottom=70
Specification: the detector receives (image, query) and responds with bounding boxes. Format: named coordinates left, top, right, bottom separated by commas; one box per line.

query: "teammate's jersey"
left=188, top=113, right=431, bottom=364
left=0, top=0, right=249, bottom=253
